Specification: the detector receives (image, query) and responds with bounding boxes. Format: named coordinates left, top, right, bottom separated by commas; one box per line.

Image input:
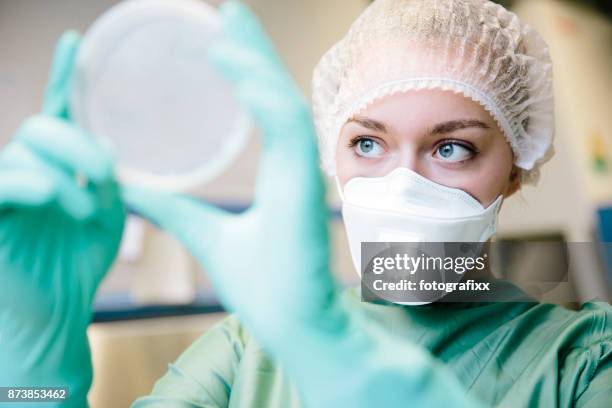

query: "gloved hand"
left=126, top=2, right=483, bottom=407
left=0, top=32, right=125, bottom=407
left=124, top=1, right=340, bottom=345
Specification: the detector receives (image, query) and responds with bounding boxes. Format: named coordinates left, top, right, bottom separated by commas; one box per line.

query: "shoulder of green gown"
left=131, top=313, right=253, bottom=407
left=338, top=285, right=611, bottom=345
left=206, top=287, right=611, bottom=371
left=215, top=287, right=611, bottom=345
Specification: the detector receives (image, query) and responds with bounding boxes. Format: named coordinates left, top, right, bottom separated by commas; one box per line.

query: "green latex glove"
left=126, top=2, right=483, bottom=407
left=125, top=2, right=340, bottom=344
left=0, top=32, right=125, bottom=407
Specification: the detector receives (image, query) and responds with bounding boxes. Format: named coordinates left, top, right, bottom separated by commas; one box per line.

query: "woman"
left=0, top=0, right=610, bottom=407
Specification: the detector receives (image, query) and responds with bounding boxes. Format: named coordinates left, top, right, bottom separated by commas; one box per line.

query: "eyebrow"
left=431, top=119, right=490, bottom=134
left=347, top=117, right=490, bottom=135
left=347, top=116, right=388, bottom=133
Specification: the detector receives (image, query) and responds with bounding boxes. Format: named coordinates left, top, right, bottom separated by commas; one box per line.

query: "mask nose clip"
left=387, top=168, right=450, bottom=210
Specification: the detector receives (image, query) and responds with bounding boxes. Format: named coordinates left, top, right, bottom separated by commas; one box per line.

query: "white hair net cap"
left=312, top=0, right=555, bottom=184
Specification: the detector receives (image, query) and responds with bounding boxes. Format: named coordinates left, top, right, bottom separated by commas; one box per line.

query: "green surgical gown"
left=132, top=286, right=612, bottom=407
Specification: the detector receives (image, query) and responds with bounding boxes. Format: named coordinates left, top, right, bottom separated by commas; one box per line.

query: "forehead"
left=353, top=89, right=497, bottom=132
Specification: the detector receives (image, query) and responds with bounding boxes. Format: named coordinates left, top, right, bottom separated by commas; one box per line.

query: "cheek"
left=461, top=144, right=514, bottom=207
left=336, top=150, right=360, bottom=186
left=335, top=136, right=396, bottom=186
left=335, top=135, right=357, bottom=185
left=336, top=150, right=402, bottom=187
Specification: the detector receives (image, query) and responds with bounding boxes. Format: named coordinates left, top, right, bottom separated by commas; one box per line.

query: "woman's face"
left=336, top=89, right=521, bottom=207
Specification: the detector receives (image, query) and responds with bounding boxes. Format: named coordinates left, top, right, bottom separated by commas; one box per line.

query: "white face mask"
left=338, top=167, right=503, bottom=279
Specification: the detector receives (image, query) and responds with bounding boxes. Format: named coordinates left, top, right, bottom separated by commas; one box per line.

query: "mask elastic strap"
left=334, top=176, right=345, bottom=202
left=480, top=195, right=504, bottom=241
left=487, top=194, right=504, bottom=213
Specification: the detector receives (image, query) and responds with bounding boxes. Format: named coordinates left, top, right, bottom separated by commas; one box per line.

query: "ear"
left=503, top=166, right=521, bottom=197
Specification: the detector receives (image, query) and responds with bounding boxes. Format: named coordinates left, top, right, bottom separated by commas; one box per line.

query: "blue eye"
left=435, top=142, right=474, bottom=162
left=354, top=137, right=384, bottom=158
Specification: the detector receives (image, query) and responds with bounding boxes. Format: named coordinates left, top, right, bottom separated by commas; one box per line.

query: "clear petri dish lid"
left=71, top=0, right=252, bottom=192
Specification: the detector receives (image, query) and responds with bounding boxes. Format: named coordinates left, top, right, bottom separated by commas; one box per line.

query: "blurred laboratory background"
left=1, top=0, right=611, bottom=406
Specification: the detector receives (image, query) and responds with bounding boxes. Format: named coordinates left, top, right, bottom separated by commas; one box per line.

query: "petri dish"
left=71, top=0, right=251, bottom=192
